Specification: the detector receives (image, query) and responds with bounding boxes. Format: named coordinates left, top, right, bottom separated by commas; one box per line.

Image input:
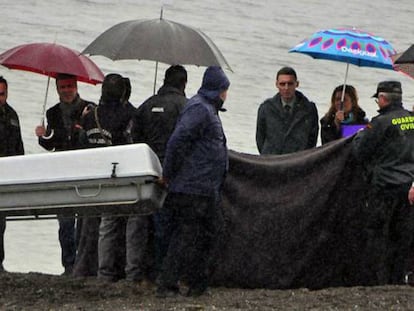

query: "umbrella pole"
left=153, top=61, right=159, bottom=95
left=41, top=76, right=51, bottom=126
left=340, top=63, right=350, bottom=110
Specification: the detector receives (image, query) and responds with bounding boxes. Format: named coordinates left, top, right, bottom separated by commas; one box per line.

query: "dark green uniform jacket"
left=352, top=102, right=414, bottom=188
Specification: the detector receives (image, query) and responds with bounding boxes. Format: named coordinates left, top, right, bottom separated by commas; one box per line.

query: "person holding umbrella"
left=34, top=73, right=95, bottom=276
left=352, top=80, right=414, bottom=285
left=0, top=76, right=24, bottom=273
left=320, top=84, right=368, bottom=144
left=256, top=66, right=319, bottom=155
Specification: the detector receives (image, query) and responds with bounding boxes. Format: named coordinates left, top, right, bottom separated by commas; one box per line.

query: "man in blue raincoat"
left=156, top=66, right=230, bottom=297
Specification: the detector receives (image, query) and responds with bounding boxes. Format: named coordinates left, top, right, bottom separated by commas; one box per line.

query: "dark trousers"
left=158, top=193, right=218, bottom=291
left=360, top=184, right=414, bottom=285
left=153, top=203, right=174, bottom=276
left=0, top=216, right=5, bottom=268
left=57, top=215, right=77, bottom=269
left=73, top=216, right=101, bottom=277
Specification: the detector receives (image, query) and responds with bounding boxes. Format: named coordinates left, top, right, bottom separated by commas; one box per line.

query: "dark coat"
left=320, top=108, right=368, bottom=145
left=163, top=93, right=228, bottom=199
left=0, top=103, right=24, bottom=157
left=256, top=91, right=319, bottom=155
left=352, top=103, right=414, bottom=188
left=39, top=96, right=94, bottom=151
left=81, top=100, right=134, bottom=148
left=132, top=85, right=186, bottom=163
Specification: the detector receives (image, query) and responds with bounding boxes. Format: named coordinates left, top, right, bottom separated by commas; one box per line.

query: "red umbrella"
left=0, top=42, right=104, bottom=123
left=0, top=42, right=104, bottom=84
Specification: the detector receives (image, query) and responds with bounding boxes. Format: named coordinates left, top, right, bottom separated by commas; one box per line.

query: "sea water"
left=2, top=0, right=414, bottom=274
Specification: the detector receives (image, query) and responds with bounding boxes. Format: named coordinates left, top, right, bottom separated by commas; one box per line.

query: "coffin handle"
left=75, top=184, right=102, bottom=198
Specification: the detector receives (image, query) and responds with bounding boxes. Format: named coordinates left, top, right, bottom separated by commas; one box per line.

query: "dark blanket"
left=210, top=137, right=372, bottom=289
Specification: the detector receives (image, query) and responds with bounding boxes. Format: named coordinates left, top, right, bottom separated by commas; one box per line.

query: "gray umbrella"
left=82, top=17, right=232, bottom=92
left=391, top=44, right=414, bottom=80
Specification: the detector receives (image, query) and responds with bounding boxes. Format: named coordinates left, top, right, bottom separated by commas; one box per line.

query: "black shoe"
left=155, top=286, right=179, bottom=298
left=0, top=264, right=6, bottom=273
left=61, top=266, right=73, bottom=276
left=186, top=286, right=209, bottom=297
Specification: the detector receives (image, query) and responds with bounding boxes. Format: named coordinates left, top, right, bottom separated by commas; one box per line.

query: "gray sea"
left=2, top=0, right=414, bottom=274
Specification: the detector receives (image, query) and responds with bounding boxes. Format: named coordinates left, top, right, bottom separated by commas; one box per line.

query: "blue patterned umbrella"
left=289, top=28, right=396, bottom=104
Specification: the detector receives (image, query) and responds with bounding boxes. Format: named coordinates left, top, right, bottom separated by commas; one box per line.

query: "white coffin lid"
left=0, top=143, right=162, bottom=185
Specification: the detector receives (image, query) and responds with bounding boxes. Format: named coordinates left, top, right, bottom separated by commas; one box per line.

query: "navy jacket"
left=163, top=94, right=228, bottom=199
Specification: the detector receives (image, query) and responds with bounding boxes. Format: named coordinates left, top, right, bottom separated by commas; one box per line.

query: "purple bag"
left=341, top=124, right=367, bottom=138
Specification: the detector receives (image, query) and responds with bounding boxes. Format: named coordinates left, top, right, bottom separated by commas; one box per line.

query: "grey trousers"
left=98, top=215, right=151, bottom=282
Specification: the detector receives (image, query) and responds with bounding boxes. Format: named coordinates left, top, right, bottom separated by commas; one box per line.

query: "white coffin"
left=0, top=143, right=166, bottom=218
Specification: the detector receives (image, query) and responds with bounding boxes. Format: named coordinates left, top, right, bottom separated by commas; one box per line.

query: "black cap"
left=372, top=80, right=402, bottom=98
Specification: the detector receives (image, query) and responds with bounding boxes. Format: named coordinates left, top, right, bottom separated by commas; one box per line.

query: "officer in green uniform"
left=352, top=80, right=414, bottom=285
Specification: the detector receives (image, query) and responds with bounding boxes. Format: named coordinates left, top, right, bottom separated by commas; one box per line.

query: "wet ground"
left=1, top=272, right=414, bottom=310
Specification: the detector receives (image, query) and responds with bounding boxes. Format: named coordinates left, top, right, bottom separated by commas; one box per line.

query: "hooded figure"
left=156, top=66, right=230, bottom=298
left=81, top=73, right=132, bottom=147
left=163, top=66, right=230, bottom=197
left=197, top=66, right=230, bottom=112
left=101, top=73, right=127, bottom=103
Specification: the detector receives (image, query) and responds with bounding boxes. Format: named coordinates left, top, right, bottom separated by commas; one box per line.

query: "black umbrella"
left=82, top=15, right=232, bottom=93
left=392, top=44, right=414, bottom=79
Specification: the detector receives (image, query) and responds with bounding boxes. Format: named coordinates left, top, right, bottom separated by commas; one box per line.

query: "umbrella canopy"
left=82, top=18, right=232, bottom=93
left=392, top=44, right=414, bottom=79
left=0, top=42, right=104, bottom=123
left=0, top=42, right=104, bottom=85
left=289, top=28, right=395, bottom=69
left=83, top=18, right=232, bottom=70
left=289, top=28, right=396, bottom=105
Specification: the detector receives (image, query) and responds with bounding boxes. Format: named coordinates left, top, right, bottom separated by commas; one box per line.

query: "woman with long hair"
left=320, top=84, right=368, bottom=144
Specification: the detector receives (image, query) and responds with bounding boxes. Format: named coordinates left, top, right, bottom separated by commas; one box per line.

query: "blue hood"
left=197, top=66, right=230, bottom=101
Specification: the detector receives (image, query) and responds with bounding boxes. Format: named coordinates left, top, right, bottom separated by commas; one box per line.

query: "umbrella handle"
left=340, top=63, right=350, bottom=111
left=153, top=61, right=159, bottom=95
left=41, top=76, right=51, bottom=125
